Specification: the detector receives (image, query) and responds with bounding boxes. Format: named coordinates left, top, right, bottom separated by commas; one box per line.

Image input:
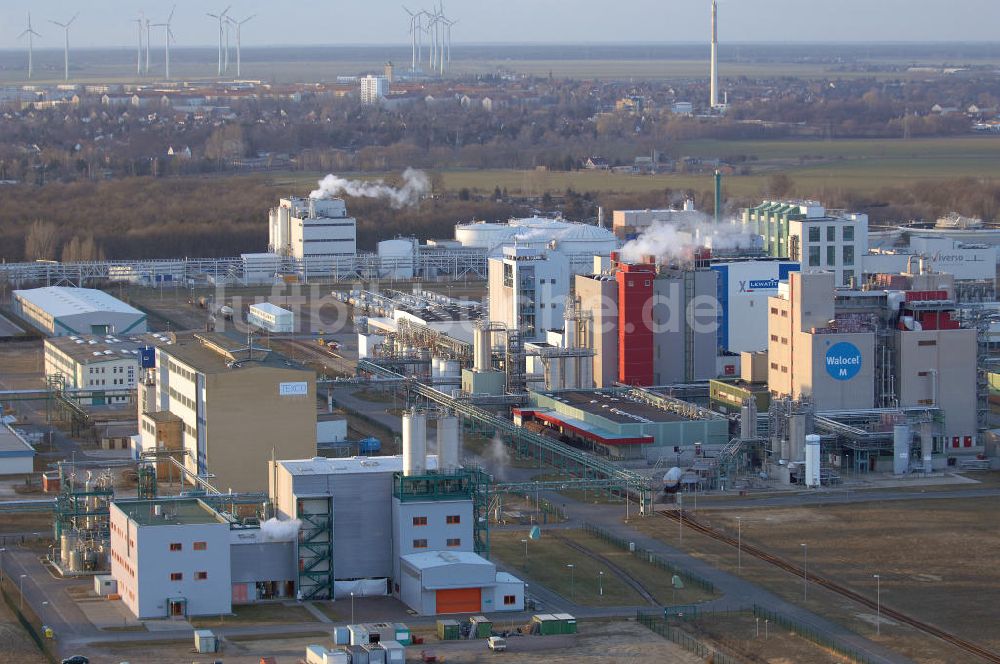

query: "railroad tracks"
left=655, top=509, right=1000, bottom=663
left=549, top=531, right=659, bottom=606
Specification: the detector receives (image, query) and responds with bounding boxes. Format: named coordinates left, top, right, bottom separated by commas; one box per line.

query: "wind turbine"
left=443, top=17, right=456, bottom=65
left=49, top=13, right=79, bottom=82
left=144, top=17, right=152, bottom=74
left=206, top=6, right=231, bottom=77
left=403, top=7, right=423, bottom=72
left=19, top=13, right=41, bottom=80
left=153, top=6, right=176, bottom=81
left=224, top=17, right=231, bottom=74
left=227, top=14, right=255, bottom=79
left=131, top=12, right=145, bottom=76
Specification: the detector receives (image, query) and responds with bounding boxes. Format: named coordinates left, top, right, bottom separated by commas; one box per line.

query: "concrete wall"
left=575, top=275, right=618, bottom=388
left=392, top=498, right=474, bottom=586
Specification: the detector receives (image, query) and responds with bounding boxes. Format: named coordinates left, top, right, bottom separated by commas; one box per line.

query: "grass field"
left=635, top=496, right=1000, bottom=664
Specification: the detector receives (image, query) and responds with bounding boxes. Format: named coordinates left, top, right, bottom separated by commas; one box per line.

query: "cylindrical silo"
left=402, top=410, right=427, bottom=476
left=437, top=416, right=460, bottom=472
left=893, top=424, right=911, bottom=475
left=474, top=325, right=491, bottom=372
left=805, top=434, right=821, bottom=487
left=920, top=422, right=933, bottom=473
left=740, top=398, right=757, bottom=440
left=789, top=413, right=806, bottom=461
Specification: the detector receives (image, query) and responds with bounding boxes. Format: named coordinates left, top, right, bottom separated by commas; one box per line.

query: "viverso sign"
left=825, top=342, right=862, bottom=381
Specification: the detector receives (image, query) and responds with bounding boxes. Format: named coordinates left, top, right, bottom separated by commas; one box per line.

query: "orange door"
left=435, top=587, right=481, bottom=614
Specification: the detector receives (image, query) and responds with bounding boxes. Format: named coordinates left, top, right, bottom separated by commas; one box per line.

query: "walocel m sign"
left=825, top=342, right=862, bottom=380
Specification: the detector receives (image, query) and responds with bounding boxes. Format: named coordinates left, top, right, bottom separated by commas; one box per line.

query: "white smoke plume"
left=260, top=517, right=301, bottom=542
left=309, top=168, right=430, bottom=208
left=620, top=216, right=758, bottom=264
left=487, top=435, right=511, bottom=481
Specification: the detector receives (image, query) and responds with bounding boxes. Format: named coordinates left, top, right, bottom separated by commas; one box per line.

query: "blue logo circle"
left=825, top=342, right=862, bottom=381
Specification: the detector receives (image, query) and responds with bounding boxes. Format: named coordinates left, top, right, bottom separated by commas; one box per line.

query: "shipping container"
left=532, top=614, right=561, bottom=636
left=380, top=640, right=406, bottom=664
left=470, top=616, right=493, bottom=638
left=437, top=619, right=460, bottom=641
left=553, top=613, right=578, bottom=634
left=392, top=623, right=411, bottom=645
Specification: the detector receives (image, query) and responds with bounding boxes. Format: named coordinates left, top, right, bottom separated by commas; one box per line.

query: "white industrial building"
left=360, top=75, right=389, bottom=104
left=864, top=237, right=996, bottom=301
left=454, top=217, right=618, bottom=275
left=0, top=423, right=36, bottom=475
left=268, top=197, right=357, bottom=276
left=13, top=287, right=147, bottom=337
left=44, top=334, right=160, bottom=405
left=109, top=498, right=298, bottom=619
left=710, top=260, right=800, bottom=353
left=270, top=410, right=524, bottom=614
left=487, top=246, right=569, bottom=342
left=247, top=302, right=295, bottom=333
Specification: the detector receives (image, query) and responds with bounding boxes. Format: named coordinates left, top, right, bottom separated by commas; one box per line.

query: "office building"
left=44, top=334, right=160, bottom=405
left=360, top=75, right=389, bottom=104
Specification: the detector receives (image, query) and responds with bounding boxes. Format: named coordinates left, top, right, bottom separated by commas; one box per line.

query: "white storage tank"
left=893, top=424, right=911, bottom=475
left=402, top=410, right=427, bottom=476
left=805, top=435, right=821, bottom=487
left=378, top=238, right=417, bottom=279
left=437, top=415, right=460, bottom=472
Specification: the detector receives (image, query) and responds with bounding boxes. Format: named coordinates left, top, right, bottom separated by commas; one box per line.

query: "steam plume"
left=621, top=215, right=758, bottom=264
left=309, top=168, right=430, bottom=208
left=260, top=517, right=301, bottom=542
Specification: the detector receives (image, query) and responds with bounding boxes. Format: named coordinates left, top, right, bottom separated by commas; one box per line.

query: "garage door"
left=435, top=587, right=481, bottom=614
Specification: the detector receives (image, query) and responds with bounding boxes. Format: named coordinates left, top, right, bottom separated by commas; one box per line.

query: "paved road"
left=696, top=486, right=1000, bottom=509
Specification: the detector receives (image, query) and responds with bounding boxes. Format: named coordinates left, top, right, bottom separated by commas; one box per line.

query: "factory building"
left=519, top=390, right=729, bottom=461
left=136, top=333, right=316, bottom=492
left=575, top=253, right=719, bottom=387
left=864, top=238, right=996, bottom=302
left=487, top=246, right=569, bottom=342
left=268, top=197, right=357, bottom=276
left=247, top=302, right=295, bottom=333
left=742, top=201, right=868, bottom=287
left=13, top=286, right=147, bottom=337
left=43, top=334, right=161, bottom=405
left=574, top=269, right=618, bottom=388
left=0, top=423, right=36, bottom=475
left=710, top=259, right=800, bottom=353
left=611, top=202, right=704, bottom=240
left=270, top=412, right=524, bottom=614
left=109, top=498, right=298, bottom=619
left=454, top=217, right=618, bottom=275
left=767, top=270, right=978, bottom=455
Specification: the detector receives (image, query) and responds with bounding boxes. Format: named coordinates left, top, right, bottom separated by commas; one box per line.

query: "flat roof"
left=401, top=550, right=494, bottom=570
left=249, top=302, right=292, bottom=316
left=517, top=409, right=653, bottom=446
left=163, top=332, right=310, bottom=374
left=46, top=333, right=164, bottom=365
left=13, top=287, right=144, bottom=318
left=280, top=454, right=439, bottom=476
left=539, top=390, right=686, bottom=424
left=0, top=425, right=35, bottom=457
left=114, top=499, right=227, bottom=526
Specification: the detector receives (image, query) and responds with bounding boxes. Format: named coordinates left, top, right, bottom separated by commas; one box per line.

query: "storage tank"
left=788, top=412, right=807, bottom=461
left=454, top=221, right=519, bottom=250
left=443, top=359, right=460, bottom=377
left=69, top=548, right=83, bottom=572
left=60, top=533, right=76, bottom=567
left=893, top=424, right=911, bottom=475
left=662, top=467, right=683, bottom=492
left=437, top=416, right=460, bottom=472
left=474, top=325, right=491, bottom=372
left=378, top=238, right=417, bottom=280
left=805, top=435, right=821, bottom=487
left=402, top=410, right=427, bottom=476
left=740, top=399, right=757, bottom=440
left=920, top=422, right=933, bottom=473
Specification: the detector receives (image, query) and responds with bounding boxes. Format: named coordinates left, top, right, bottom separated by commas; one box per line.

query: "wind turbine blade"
left=68, top=12, right=79, bottom=27
left=242, top=15, right=256, bottom=25
left=168, top=6, right=176, bottom=23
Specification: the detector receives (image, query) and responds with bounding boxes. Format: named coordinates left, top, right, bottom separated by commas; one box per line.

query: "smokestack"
left=710, top=0, right=719, bottom=109
left=714, top=170, right=722, bottom=224
left=402, top=409, right=427, bottom=476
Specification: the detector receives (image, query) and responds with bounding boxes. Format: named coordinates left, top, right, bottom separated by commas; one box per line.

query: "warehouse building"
left=44, top=334, right=161, bottom=405
left=0, top=423, right=36, bottom=475
left=247, top=302, right=294, bottom=333
left=13, top=286, right=147, bottom=337
left=520, top=390, right=729, bottom=460
left=109, top=498, right=298, bottom=619
left=136, top=332, right=316, bottom=492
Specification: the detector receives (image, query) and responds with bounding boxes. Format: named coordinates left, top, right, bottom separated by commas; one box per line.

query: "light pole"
left=598, top=571, right=604, bottom=597
left=19, top=574, right=26, bottom=611
left=736, top=517, right=742, bottom=572
left=566, top=564, right=575, bottom=600
left=800, top=543, right=808, bottom=601
left=41, top=600, right=48, bottom=628
left=873, top=574, right=881, bottom=635
left=521, top=538, right=528, bottom=570
left=0, top=547, right=6, bottom=585
left=350, top=591, right=355, bottom=625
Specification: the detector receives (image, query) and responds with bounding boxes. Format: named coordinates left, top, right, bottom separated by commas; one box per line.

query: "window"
left=843, top=270, right=855, bottom=287
left=446, top=515, right=461, bottom=525
left=808, top=226, right=820, bottom=242
left=781, top=310, right=788, bottom=318
left=770, top=362, right=778, bottom=370
left=781, top=366, right=788, bottom=374
left=447, top=538, right=461, bottom=547
left=843, top=226, right=854, bottom=242
left=826, top=245, right=836, bottom=266
left=827, top=225, right=836, bottom=242
left=193, top=542, right=207, bottom=551
left=770, top=307, right=778, bottom=315
left=843, top=245, right=855, bottom=267
left=170, top=572, right=183, bottom=581
left=412, top=539, right=428, bottom=549
left=169, top=543, right=182, bottom=552
left=412, top=516, right=427, bottom=527
left=770, top=334, right=778, bottom=342
left=918, top=340, right=937, bottom=347
left=780, top=337, right=788, bottom=345
left=195, top=571, right=208, bottom=580
left=808, top=246, right=821, bottom=267
left=503, top=595, right=517, bottom=606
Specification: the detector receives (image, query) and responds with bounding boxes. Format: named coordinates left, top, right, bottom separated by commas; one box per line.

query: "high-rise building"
left=360, top=74, right=389, bottom=104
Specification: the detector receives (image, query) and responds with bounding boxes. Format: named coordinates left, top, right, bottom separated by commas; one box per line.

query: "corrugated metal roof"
left=280, top=454, right=439, bottom=476
left=401, top=550, right=493, bottom=570
left=13, top=287, right=143, bottom=318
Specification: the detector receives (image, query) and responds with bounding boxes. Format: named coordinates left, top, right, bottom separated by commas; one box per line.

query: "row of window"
left=769, top=335, right=788, bottom=345
left=168, top=386, right=196, bottom=411
left=806, top=245, right=855, bottom=268
left=769, top=362, right=789, bottom=374
left=412, top=538, right=461, bottom=549
left=412, top=515, right=461, bottom=526
left=169, top=541, right=207, bottom=551
left=167, top=359, right=197, bottom=383
left=807, top=224, right=855, bottom=243
left=170, top=571, right=208, bottom=581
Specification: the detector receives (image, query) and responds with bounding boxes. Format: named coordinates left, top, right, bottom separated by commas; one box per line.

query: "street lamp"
left=41, top=600, right=48, bottom=628
left=735, top=517, right=742, bottom=572
left=350, top=591, right=355, bottom=625
left=800, top=543, right=808, bottom=601
left=0, top=547, right=6, bottom=585
left=19, top=574, right=26, bottom=611
left=566, top=564, right=575, bottom=600
left=873, top=574, right=881, bottom=635
left=598, top=571, right=604, bottom=597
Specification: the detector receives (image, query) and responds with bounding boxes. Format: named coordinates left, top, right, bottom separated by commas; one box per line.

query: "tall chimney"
left=710, top=0, right=719, bottom=109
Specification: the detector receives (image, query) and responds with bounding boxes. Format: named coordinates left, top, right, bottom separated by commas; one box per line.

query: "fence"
left=582, top=522, right=716, bottom=593
left=0, top=575, right=57, bottom=664
left=636, top=610, right=742, bottom=664
left=752, top=604, right=879, bottom=664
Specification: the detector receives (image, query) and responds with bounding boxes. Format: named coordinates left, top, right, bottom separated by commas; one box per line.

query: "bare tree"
left=24, top=220, right=58, bottom=260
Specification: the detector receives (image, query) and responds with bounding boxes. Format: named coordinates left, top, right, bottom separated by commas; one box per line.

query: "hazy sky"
left=2, top=1, right=999, bottom=48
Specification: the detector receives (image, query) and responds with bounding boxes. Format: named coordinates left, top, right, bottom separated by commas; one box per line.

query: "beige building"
left=44, top=333, right=162, bottom=405
left=137, top=333, right=316, bottom=492
left=574, top=273, right=618, bottom=388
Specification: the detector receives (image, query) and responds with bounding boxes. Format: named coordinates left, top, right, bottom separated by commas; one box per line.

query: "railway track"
left=549, top=531, right=659, bottom=606
left=655, top=509, right=1000, bottom=663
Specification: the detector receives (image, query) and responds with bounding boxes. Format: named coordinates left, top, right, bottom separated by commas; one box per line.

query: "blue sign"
left=825, top=342, right=862, bottom=381
left=139, top=346, right=156, bottom=369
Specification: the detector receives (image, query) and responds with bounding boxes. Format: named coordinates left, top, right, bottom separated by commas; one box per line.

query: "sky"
left=1, top=1, right=999, bottom=49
